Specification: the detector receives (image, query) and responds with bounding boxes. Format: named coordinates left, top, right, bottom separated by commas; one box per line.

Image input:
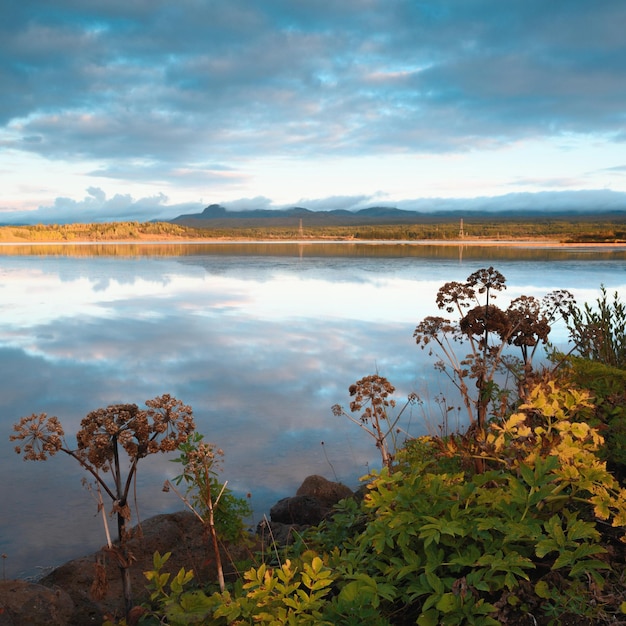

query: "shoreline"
left=1, top=237, right=626, bottom=249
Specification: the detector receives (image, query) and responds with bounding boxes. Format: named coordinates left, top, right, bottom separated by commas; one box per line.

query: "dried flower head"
left=144, top=394, right=195, bottom=454
left=76, top=404, right=142, bottom=469
left=73, top=395, right=196, bottom=470
left=10, top=413, right=65, bottom=461
left=185, top=442, right=224, bottom=477
left=349, top=374, right=396, bottom=423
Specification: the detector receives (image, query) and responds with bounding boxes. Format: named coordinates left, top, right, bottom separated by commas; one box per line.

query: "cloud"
left=3, top=0, right=626, bottom=168
left=3, top=187, right=626, bottom=225
left=0, top=187, right=203, bottom=223
left=291, top=194, right=383, bottom=212
left=222, top=196, right=275, bottom=211
left=393, top=189, right=626, bottom=213
left=2, top=1, right=626, bottom=219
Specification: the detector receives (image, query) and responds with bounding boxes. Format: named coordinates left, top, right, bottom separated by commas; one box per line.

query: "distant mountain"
left=170, top=203, right=626, bottom=229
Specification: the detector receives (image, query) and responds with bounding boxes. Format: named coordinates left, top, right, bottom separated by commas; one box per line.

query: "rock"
left=270, top=495, right=325, bottom=525
left=269, top=477, right=354, bottom=527
left=256, top=520, right=304, bottom=546
left=38, top=510, right=249, bottom=625
left=296, top=475, right=353, bottom=507
left=8, top=478, right=357, bottom=624
left=0, top=580, right=74, bottom=626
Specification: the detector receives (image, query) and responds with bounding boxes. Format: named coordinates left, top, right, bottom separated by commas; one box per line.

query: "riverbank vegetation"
left=119, top=271, right=626, bottom=624
left=2, top=214, right=626, bottom=243
left=11, top=269, right=626, bottom=624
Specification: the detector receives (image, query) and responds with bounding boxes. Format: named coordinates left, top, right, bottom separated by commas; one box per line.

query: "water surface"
left=1, top=243, right=624, bottom=578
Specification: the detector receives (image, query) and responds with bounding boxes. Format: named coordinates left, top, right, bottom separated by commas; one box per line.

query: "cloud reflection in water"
left=1, top=247, right=625, bottom=578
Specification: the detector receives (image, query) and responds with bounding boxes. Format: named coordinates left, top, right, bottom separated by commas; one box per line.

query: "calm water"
left=1, top=242, right=625, bottom=579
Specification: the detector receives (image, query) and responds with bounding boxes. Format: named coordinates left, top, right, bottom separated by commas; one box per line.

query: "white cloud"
left=2, top=1, right=626, bottom=219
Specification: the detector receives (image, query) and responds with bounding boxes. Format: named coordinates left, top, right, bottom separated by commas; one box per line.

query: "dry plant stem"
left=98, top=486, right=113, bottom=550
left=164, top=479, right=205, bottom=524
left=204, top=465, right=225, bottom=592
left=432, top=335, right=475, bottom=426
left=52, top=443, right=134, bottom=611
left=262, top=514, right=282, bottom=567
left=163, top=476, right=227, bottom=592
left=111, top=436, right=133, bottom=616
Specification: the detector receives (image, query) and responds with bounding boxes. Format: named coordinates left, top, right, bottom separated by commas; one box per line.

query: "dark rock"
left=38, top=510, right=250, bottom=625
left=296, top=475, right=353, bottom=507
left=9, top=477, right=357, bottom=625
left=0, top=580, right=74, bottom=626
left=256, top=520, right=304, bottom=547
left=270, top=476, right=354, bottom=527
left=270, top=495, right=325, bottom=526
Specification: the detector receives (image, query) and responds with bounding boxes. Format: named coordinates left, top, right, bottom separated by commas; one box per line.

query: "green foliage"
left=170, top=433, right=252, bottom=544
left=563, top=286, right=626, bottom=368
left=328, top=422, right=617, bottom=623
left=316, top=382, right=623, bottom=624
left=137, top=550, right=338, bottom=625
left=559, top=357, right=626, bottom=480
left=137, top=551, right=215, bottom=625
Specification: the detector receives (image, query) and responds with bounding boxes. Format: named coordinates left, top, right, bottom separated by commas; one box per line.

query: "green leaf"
left=152, top=550, right=171, bottom=570
left=417, top=609, right=440, bottom=626
left=534, top=580, right=551, bottom=599
left=519, top=464, right=536, bottom=488
left=425, top=570, right=444, bottom=595
left=435, top=592, right=458, bottom=613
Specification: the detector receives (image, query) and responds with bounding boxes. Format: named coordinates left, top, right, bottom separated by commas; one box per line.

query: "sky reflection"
left=1, top=247, right=625, bottom=578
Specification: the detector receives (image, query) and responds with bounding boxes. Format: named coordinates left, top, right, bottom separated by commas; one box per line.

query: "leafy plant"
left=134, top=549, right=337, bottom=625
left=164, top=432, right=252, bottom=591
left=319, top=377, right=624, bottom=624
left=560, top=356, right=626, bottom=481
left=11, top=394, right=195, bottom=616
left=562, top=286, right=626, bottom=368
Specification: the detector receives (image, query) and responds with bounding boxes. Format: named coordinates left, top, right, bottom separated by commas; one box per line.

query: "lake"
left=1, top=241, right=625, bottom=579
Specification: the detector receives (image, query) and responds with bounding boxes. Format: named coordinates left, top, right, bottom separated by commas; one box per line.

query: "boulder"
left=256, top=519, right=304, bottom=547
left=270, top=495, right=325, bottom=525
left=38, top=510, right=249, bottom=625
left=0, top=580, right=74, bottom=626
left=296, top=475, right=353, bottom=507
left=269, top=477, right=354, bottom=527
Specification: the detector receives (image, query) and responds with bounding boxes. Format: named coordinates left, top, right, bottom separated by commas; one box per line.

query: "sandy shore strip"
left=1, top=237, right=626, bottom=249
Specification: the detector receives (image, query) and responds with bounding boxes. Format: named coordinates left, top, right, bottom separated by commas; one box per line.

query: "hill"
left=170, top=203, right=626, bottom=229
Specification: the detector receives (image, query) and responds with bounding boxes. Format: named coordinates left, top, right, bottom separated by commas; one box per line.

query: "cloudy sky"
left=2, top=0, right=626, bottom=224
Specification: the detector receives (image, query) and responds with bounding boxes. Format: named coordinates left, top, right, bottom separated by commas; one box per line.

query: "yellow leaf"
left=570, top=422, right=589, bottom=439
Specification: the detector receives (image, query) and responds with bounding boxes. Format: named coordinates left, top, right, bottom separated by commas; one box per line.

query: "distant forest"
left=1, top=214, right=626, bottom=243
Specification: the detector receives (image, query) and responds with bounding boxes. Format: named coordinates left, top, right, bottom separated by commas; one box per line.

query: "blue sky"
left=2, top=0, right=626, bottom=224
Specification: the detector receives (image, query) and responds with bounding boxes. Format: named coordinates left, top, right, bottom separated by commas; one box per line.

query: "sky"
left=2, top=0, right=626, bottom=224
